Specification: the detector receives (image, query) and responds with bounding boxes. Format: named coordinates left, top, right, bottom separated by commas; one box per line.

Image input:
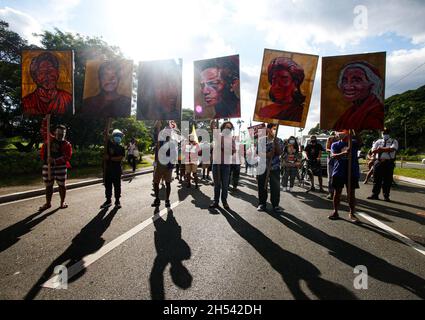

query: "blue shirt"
left=331, top=140, right=360, bottom=179
left=261, top=137, right=284, bottom=171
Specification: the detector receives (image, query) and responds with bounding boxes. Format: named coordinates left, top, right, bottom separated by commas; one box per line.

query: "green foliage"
left=308, top=123, right=331, bottom=136
left=385, top=85, right=425, bottom=152
left=112, top=116, right=151, bottom=153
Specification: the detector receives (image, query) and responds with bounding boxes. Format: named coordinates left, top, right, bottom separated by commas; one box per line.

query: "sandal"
left=60, top=203, right=69, bottom=209
left=328, top=213, right=339, bottom=220
left=39, top=203, right=52, bottom=211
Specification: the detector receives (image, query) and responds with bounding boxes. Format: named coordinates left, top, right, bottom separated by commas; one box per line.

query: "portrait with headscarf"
left=254, top=49, right=318, bottom=127
left=321, top=52, right=386, bottom=131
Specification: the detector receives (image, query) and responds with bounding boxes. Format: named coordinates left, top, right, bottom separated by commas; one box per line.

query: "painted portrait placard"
left=194, top=54, right=240, bottom=120
left=137, top=59, right=182, bottom=121
left=253, top=49, right=318, bottom=128
left=82, top=59, right=133, bottom=118
left=21, top=50, right=74, bottom=115
left=320, top=52, right=386, bottom=131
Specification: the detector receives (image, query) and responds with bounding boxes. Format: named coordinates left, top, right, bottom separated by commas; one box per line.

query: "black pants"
left=105, top=168, right=121, bottom=201
left=128, top=155, right=137, bottom=172
left=230, top=164, right=241, bottom=188
left=257, top=169, right=280, bottom=207
left=372, top=160, right=395, bottom=198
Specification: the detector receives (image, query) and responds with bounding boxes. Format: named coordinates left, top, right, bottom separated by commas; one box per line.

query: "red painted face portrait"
left=21, top=50, right=74, bottom=116
left=254, top=49, right=318, bottom=128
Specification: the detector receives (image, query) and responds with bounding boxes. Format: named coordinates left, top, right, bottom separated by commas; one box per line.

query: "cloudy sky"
left=1, top=0, right=425, bottom=137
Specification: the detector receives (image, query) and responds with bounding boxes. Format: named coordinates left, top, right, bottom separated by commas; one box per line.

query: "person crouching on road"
left=101, top=129, right=125, bottom=209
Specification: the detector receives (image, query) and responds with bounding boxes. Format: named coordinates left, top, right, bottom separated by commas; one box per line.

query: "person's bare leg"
left=194, top=173, right=199, bottom=188
left=364, top=169, right=373, bottom=184
left=40, top=185, right=53, bottom=211
left=59, top=185, right=67, bottom=208
left=319, top=176, right=324, bottom=191
left=329, top=188, right=341, bottom=219
left=165, top=183, right=171, bottom=201
left=348, top=188, right=358, bottom=222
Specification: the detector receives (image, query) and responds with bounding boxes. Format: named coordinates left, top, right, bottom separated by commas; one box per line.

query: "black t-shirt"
left=106, top=140, right=125, bottom=171
left=305, top=143, right=323, bottom=160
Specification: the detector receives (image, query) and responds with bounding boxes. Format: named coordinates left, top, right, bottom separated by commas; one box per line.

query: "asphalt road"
left=0, top=169, right=424, bottom=300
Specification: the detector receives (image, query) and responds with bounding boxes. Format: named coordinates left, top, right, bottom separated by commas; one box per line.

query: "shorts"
left=153, top=164, right=173, bottom=184
left=185, top=164, right=198, bottom=174
left=202, top=163, right=210, bottom=169
left=42, top=164, right=67, bottom=187
left=332, top=176, right=360, bottom=190
left=308, top=161, right=322, bottom=176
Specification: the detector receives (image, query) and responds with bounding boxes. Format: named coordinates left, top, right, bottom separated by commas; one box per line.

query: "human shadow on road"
left=0, top=208, right=60, bottom=253
left=24, top=207, right=120, bottom=300
left=218, top=207, right=357, bottom=299
left=355, top=198, right=425, bottom=226
left=266, top=210, right=425, bottom=299
left=150, top=210, right=192, bottom=300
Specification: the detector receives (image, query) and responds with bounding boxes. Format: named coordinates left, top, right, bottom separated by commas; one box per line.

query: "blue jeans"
left=212, top=164, right=231, bottom=203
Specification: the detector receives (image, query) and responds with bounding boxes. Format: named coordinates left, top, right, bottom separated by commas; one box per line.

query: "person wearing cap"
left=256, top=123, right=284, bottom=213
left=325, top=131, right=338, bottom=199
left=333, top=61, right=384, bottom=131
left=328, top=130, right=361, bottom=222
left=367, top=128, right=398, bottom=201
left=304, top=135, right=325, bottom=192
left=258, top=57, right=306, bottom=122
left=101, top=129, right=125, bottom=209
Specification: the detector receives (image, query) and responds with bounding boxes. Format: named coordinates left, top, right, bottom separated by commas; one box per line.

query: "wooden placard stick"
left=347, top=129, right=353, bottom=204
left=103, top=117, right=112, bottom=183
left=46, top=114, right=52, bottom=181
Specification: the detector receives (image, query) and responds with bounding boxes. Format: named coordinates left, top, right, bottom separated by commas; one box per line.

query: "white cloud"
left=0, top=7, right=42, bottom=44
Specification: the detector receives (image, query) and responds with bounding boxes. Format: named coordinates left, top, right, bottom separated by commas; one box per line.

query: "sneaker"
left=349, top=213, right=359, bottom=223
left=100, top=200, right=112, bottom=209
left=209, top=202, right=219, bottom=209
left=367, top=195, right=379, bottom=200
left=308, top=187, right=316, bottom=192
left=319, top=188, right=325, bottom=193
left=273, top=206, right=284, bottom=214
left=222, top=202, right=230, bottom=210
left=165, top=200, right=171, bottom=208
left=115, top=200, right=121, bottom=208
left=384, top=197, right=391, bottom=202
left=257, top=204, right=266, bottom=212
left=151, top=198, right=160, bottom=207
left=326, top=193, right=333, bottom=200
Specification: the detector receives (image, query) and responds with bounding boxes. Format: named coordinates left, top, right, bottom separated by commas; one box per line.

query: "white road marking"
left=42, top=201, right=180, bottom=289
left=358, top=212, right=425, bottom=257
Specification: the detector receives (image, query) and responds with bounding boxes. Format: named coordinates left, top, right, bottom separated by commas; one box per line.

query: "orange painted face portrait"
left=21, top=50, right=74, bottom=115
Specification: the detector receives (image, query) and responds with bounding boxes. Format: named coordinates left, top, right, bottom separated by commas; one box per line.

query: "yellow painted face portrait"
left=194, top=54, right=240, bottom=120
left=137, top=59, right=182, bottom=121
left=253, top=49, right=318, bottom=128
left=320, top=52, right=386, bottom=131
left=21, top=50, right=74, bottom=115
left=82, top=59, right=133, bottom=118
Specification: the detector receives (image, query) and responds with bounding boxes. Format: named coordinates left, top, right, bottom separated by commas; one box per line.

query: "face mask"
left=383, top=134, right=389, bottom=140
left=113, top=136, right=122, bottom=144
left=289, top=139, right=295, bottom=144
left=311, top=140, right=316, bottom=144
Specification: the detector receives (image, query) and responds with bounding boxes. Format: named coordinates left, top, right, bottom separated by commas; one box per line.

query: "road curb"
left=0, top=168, right=154, bottom=205
left=394, top=175, right=425, bottom=187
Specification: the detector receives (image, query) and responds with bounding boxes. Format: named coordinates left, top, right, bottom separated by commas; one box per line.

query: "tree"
left=308, top=123, right=330, bottom=136
left=113, top=116, right=151, bottom=154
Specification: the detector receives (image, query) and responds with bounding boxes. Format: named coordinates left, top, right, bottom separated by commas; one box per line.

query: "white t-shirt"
left=373, top=138, right=398, bottom=160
